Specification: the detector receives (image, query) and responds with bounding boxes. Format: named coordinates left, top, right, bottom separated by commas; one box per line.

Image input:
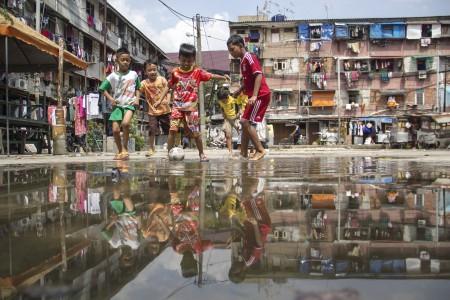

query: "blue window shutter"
left=393, top=25, right=406, bottom=38
left=321, top=23, right=334, bottom=40
left=370, top=24, right=382, bottom=39
left=335, top=25, right=348, bottom=39
left=298, top=24, right=310, bottom=40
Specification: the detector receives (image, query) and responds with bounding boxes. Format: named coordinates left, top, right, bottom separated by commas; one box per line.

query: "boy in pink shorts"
left=227, top=35, right=271, bottom=161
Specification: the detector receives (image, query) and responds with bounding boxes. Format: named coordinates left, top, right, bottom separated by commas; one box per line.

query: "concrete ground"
left=0, top=146, right=449, bottom=165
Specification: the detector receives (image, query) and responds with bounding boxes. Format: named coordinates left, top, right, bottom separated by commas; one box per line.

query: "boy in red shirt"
left=227, top=35, right=271, bottom=161
left=168, top=43, right=229, bottom=162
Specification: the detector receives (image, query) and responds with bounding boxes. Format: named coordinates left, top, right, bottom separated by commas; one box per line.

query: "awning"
left=0, top=13, right=88, bottom=71
left=354, top=116, right=395, bottom=123
left=432, top=115, right=450, bottom=124
left=380, top=90, right=406, bottom=96
left=311, top=91, right=335, bottom=107
left=311, top=194, right=335, bottom=209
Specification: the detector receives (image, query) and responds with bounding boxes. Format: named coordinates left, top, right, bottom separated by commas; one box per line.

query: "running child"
left=99, top=47, right=140, bottom=160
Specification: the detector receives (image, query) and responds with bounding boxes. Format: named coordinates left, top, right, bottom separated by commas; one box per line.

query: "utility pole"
left=35, top=0, right=41, bottom=32
left=196, top=14, right=206, bottom=148
left=53, top=38, right=67, bottom=154
left=444, top=63, right=447, bottom=113
left=337, top=57, right=341, bottom=144
left=35, top=0, right=41, bottom=106
left=103, top=0, right=108, bottom=152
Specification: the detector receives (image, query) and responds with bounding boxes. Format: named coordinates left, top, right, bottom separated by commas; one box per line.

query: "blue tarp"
left=298, top=24, right=309, bottom=40
left=321, top=23, right=334, bottom=40
left=370, top=22, right=406, bottom=39
left=335, top=24, right=349, bottom=38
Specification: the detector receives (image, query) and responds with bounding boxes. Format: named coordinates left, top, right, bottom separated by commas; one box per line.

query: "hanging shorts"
left=109, top=105, right=135, bottom=122
left=241, top=93, right=271, bottom=124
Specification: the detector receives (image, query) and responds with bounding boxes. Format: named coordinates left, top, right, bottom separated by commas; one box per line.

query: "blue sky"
left=110, top=0, right=450, bottom=53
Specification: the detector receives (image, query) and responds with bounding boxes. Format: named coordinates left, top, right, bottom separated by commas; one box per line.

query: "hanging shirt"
left=168, top=67, right=212, bottom=111
left=139, top=76, right=171, bottom=116
left=99, top=70, right=141, bottom=107
left=87, top=93, right=100, bottom=116
left=240, top=52, right=270, bottom=98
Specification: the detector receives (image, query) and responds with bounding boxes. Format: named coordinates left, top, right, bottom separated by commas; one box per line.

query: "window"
left=417, top=58, right=427, bottom=71
left=271, top=29, right=280, bottom=42
left=86, top=1, right=95, bottom=17
left=349, top=25, right=365, bottom=39
left=348, top=91, right=360, bottom=104
left=273, top=59, right=287, bottom=70
left=236, top=29, right=246, bottom=34
left=382, top=24, right=394, bottom=36
left=273, top=93, right=289, bottom=107
left=415, top=89, right=425, bottom=106
left=284, top=28, right=294, bottom=32
left=415, top=194, right=424, bottom=208
left=310, top=26, right=321, bottom=39
left=421, top=24, right=432, bottom=38
left=249, top=30, right=260, bottom=42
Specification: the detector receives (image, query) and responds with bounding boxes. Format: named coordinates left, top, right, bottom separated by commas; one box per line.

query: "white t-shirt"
left=99, top=71, right=140, bottom=107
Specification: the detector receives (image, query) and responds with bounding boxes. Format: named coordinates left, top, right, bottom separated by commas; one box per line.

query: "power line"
left=201, top=16, right=230, bottom=23
left=157, top=0, right=192, bottom=20
left=201, top=19, right=216, bottom=74
left=156, top=0, right=193, bottom=29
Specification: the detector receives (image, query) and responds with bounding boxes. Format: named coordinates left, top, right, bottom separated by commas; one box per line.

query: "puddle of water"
left=0, top=157, right=449, bottom=300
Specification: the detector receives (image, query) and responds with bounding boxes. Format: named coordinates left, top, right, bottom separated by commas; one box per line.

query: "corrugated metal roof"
left=164, top=50, right=230, bottom=72
left=229, top=16, right=450, bottom=26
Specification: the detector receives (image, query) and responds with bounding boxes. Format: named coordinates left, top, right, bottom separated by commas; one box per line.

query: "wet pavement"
left=0, top=157, right=450, bottom=300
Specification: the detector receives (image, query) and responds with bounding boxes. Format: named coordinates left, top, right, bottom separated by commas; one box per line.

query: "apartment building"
left=229, top=15, right=450, bottom=145
left=1, top=0, right=167, bottom=153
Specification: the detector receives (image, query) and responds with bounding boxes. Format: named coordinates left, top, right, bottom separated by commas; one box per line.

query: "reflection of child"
left=229, top=177, right=271, bottom=283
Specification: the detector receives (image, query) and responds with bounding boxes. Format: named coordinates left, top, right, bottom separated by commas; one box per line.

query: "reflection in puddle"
left=0, top=157, right=449, bottom=299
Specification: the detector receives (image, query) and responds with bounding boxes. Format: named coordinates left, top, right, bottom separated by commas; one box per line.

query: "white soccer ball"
left=168, top=147, right=185, bottom=161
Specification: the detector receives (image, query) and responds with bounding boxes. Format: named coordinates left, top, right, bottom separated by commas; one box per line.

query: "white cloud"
left=109, top=0, right=230, bottom=53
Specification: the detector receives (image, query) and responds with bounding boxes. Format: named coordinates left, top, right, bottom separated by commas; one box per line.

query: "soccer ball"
left=168, top=147, right=185, bottom=161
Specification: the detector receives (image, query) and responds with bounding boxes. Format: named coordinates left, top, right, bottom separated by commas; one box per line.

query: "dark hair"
left=227, top=34, right=245, bottom=47
left=179, top=43, right=196, bottom=58
left=228, top=261, right=246, bottom=284
left=180, top=250, right=198, bottom=278
left=144, top=60, right=158, bottom=70
left=116, top=47, right=130, bottom=57
left=217, top=87, right=230, bottom=100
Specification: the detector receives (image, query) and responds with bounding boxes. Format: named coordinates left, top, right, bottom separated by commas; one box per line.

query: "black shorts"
left=149, top=113, right=170, bottom=135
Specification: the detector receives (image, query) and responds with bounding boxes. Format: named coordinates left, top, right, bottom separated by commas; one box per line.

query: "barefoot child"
left=139, top=60, right=171, bottom=157
left=99, top=47, right=140, bottom=160
left=168, top=43, right=229, bottom=162
left=216, top=86, right=242, bottom=156
left=227, top=35, right=271, bottom=161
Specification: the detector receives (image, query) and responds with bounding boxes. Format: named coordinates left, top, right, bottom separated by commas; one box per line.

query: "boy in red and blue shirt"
left=227, top=35, right=271, bottom=161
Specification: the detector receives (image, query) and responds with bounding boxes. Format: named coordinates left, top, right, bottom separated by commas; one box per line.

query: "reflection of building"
left=229, top=15, right=450, bottom=145
left=244, top=171, right=450, bottom=280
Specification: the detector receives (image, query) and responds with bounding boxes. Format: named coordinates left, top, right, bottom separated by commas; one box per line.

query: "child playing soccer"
left=216, top=87, right=244, bottom=156
left=168, top=43, right=229, bottom=162
left=139, top=60, right=171, bottom=157
left=227, top=35, right=271, bottom=161
left=99, top=47, right=140, bottom=160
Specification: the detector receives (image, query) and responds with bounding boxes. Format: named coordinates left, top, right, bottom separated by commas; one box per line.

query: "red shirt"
left=168, top=67, right=212, bottom=111
left=240, top=52, right=270, bottom=98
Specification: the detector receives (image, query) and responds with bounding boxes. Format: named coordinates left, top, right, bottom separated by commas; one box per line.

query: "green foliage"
left=130, top=116, right=145, bottom=151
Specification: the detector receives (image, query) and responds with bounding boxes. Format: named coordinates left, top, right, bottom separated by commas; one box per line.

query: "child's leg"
left=240, top=120, right=250, bottom=157
left=167, top=131, right=176, bottom=152
left=112, top=121, right=122, bottom=154
left=121, top=109, right=134, bottom=152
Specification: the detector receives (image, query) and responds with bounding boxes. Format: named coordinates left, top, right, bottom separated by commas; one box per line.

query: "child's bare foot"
left=249, top=150, right=265, bottom=161
left=200, top=154, right=209, bottom=162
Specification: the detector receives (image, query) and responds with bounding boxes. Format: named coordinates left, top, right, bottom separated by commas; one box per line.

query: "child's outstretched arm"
left=211, top=73, right=231, bottom=82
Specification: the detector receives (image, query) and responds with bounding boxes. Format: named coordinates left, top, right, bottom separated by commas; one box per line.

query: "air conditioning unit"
left=15, top=78, right=28, bottom=90
left=418, top=71, right=427, bottom=79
